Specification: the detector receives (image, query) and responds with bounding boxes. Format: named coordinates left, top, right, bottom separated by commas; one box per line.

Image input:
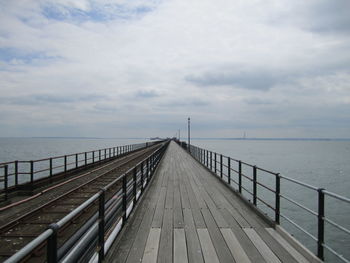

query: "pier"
left=0, top=140, right=349, bottom=262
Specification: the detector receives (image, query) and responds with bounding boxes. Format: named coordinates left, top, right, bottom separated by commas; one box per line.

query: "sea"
left=0, top=137, right=349, bottom=262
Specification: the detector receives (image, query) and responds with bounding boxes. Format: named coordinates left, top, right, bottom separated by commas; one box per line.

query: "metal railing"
left=187, top=143, right=350, bottom=262
left=0, top=141, right=160, bottom=200
left=5, top=140, right=169, bottom=263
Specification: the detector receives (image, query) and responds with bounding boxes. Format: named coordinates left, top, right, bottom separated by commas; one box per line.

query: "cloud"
left=0, top=0, right=349, bottom=138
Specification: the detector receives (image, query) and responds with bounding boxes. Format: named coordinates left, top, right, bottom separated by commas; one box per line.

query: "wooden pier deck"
left=107, top=141, right=313, bottom=263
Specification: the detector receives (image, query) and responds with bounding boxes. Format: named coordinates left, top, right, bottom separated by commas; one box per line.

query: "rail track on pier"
left=0, top=143, right=163, bottom=262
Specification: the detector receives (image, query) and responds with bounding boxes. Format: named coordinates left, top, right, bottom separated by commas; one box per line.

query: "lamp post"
left=188, top=117, right=190, bottom=152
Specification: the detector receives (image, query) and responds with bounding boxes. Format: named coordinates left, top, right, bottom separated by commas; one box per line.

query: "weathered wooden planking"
left=174, top=228, right=189, bottom=263
left=220, top=228, right=251, bottom=263
left=158, top=208, right=173, bottom=263
left=152, top=187, right=166, bottom=228
left=173, top=184, right=184, bottom=228
left=244, top=228, right=281, bottom=263
left=220, top=208, right=266, bottom=262
left=266, top=228, right=309, bottom=263
left=183, top=209, right=204, bottom=263
left=201, top=208, right=235, bottom=262
left=142, top=228, right=161, bottom=263
left=197, top=228, right=220, bottom=263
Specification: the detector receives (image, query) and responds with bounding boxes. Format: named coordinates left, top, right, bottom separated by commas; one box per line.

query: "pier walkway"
left=107, top=141, right=311, bottom=263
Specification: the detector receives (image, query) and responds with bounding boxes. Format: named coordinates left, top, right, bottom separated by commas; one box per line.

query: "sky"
left=0, top=0, right=349, bottom=138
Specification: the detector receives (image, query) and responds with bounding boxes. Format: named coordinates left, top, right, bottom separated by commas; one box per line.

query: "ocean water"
left=0, top=138, right=349, bottom=261
left=192, top=139, right=350, bottom=262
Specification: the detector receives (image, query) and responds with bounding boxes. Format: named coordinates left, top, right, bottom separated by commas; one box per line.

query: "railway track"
left=0, top=143, right=164, bottom=262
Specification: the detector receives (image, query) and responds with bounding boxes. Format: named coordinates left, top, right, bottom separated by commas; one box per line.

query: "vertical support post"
left=98, top=190, right=105, bottom=263
left=220, top=154, right=223, bottom=178
left=122, top=175, right=127, bottom=223
left=238, top=161, right=242, bottom=193
left=275, top=173, right=280, bottom=224
left=93, top=151, right=95, bottom=163
left=133, top=167, right=137, bottom=203
left=99, top=150, right=101, bottom=161
left=210, top=152, right=212, bottom=170
left=141, top=162, right=144, bottom=190
left=147, top=158, right=150, bottom=180
left=253, top=166, right=257, bottom=206
left=214, top=153, right=217, bottom=174
left=85, top=152, right=87, bottom=165
left=113, top=147, right=115, bottom=157
left=30, top=161, right=34, bottom=186
left=75, top=154, right=78, bottom=168
left=64, top=155, right=67, bottom=173
left=104, top=149, right=106, bottom=160
left=228, top=158, right=231, bottom=184
left=4, top=165, right=8, bottom=200
left=49, top=158, right=53, bottom=183
left=109, top=148, right=111, bottom=158
left=206, top=150, right=209, bottom=167
left=15, top=161, right=18, bottom=186
left=317, top=188, right=325, bottom=261
left=47, top=223, right=59, bottom=263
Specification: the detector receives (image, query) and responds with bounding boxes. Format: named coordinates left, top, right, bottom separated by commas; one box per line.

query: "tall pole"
left=188, top=117, right=190, bottom=152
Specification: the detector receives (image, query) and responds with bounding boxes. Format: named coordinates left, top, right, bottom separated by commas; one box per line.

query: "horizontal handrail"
left=185, top=142, right=350, bottom=262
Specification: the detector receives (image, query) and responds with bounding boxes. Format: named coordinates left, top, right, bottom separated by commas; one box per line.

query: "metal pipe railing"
left=183, top=142, right=350, bottom=263
left=4, top=140, right=169, bottom=263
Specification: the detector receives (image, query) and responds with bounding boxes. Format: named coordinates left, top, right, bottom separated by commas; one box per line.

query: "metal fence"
left=187, top=143, right=350, bottom=263
left=4, top=140, right=169, bottom=263
left=0, top=141, right=159, bottom=200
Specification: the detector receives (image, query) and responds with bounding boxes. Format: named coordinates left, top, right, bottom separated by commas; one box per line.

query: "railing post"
left=64, top=155, right=67, bottom=174
left=85, top=152, right=87, bottom=165
left=93, top=151, right=95, bottom=163
left=228, top=158, right=231, bottom=184
left=99, top=150, right=101, bottom=161
left=49, top=158, right=53, bottom=183
left=4, top=165, right=8, bottom=200
left=214, top=153, right=217, bottom=174
left=253, top=166, right=257, bottom=205
left=206, top=150, right=209, bottom=167
left=47, top=223, right=59, bottom=263
left=30, top=160, right=34, bottom=186
left=210, top=152, right=212, bottom=170
left=98, top=190, right=105, bottom=263
left=15, top=161, right=18, bottom=186
left=133, top=167, right=137, bottom=203
left=275, top=173, right=280, bottom=224
left=317, top=188, right=325, bottom=261
left=147, top=158, right=150, bottom=180
left=122, top=175, right=127, bottom=223
left=104, top=149, right=107, bottom=160
left=141, top=162, right=144, bottom=190
left=220, top=154, right=223, bottom=178
left=113, top=147, right=115, bottom=157
left=109, top=148, right=111, bottom=158
left=238, top=161, right=242, bottom=193
left=75, top=154, right=78, bottom=168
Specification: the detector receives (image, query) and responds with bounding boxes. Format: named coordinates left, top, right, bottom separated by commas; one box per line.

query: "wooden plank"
left=142, top=228, right=161, bottom=263
left=158, top=209, right=173, bottom=263
left=197, top=228, right=220, bottom=263
left=266, top=228, right=309, bottom=263
left=183, top=209, right=204, bottom=263
left=179, top=177, right=191, bottom=209
left=173, top=185, right=184, bottom=228
left=244, top=228, right=281, bottom=263
left=125, top=206, right=156, bottom=263
left=165, top=177, right=174, bottom=209
left=220, top=228, right=251, bottom=263
left=201, top=208, right=235, bottom=262
left=220, top=208, right=265, bottom=262
left=174, top=229, right=188, bottom=263
left=152, top=187, right=166, bottom=228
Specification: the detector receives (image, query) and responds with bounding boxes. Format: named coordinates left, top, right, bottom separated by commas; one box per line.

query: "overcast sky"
left=1, top=0, right=349, bottom=138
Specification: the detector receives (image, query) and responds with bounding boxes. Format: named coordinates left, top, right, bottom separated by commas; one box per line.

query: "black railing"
left=4, top=140, right=169, bottom=263
left=187, top=143, right=350, bottom=262
left=0, top=141, right=160, bottom=200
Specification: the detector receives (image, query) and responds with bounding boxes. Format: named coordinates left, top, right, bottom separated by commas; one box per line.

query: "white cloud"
left=0, top=0, right=349, bottom=137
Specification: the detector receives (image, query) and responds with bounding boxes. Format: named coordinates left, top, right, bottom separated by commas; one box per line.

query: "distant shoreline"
left=0, top=137, right=349, bottom=141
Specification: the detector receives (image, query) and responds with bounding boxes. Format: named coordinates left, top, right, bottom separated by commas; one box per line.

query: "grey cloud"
left=0, top=94, right=107, bottom=106
left=186, top=70, right=282, bottom=90
left=158, top=98, right=210, bottom=108
left=135, top=90, right=159, bottom=99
